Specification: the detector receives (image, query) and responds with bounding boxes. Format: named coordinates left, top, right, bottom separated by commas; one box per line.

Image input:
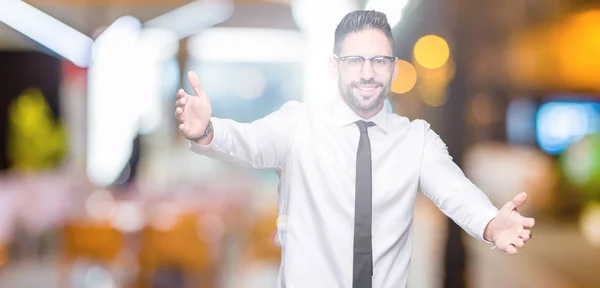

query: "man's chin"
left=353, top=97, right=384, bottom=112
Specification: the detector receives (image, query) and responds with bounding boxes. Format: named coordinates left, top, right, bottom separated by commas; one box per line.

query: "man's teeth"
left=358, top=87, right=377, bottom=91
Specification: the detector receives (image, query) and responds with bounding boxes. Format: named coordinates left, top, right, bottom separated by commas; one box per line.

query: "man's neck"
left=355, top=106, right=382, bottom=120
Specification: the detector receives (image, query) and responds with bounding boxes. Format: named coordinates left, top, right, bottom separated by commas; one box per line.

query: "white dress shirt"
left=190, top=95, right=499, bottom=288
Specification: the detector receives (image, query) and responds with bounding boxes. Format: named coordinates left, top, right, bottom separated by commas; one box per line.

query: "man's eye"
left=345, top=58, right=362, bottom=65
left=372, top=58, right=390, bottom=65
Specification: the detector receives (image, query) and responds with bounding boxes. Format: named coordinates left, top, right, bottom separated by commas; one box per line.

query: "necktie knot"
left=355, top=121, right=375, bottom=134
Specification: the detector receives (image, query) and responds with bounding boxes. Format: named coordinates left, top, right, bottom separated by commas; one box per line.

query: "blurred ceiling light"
left=135, top=27, right=179, bottom=136
left=145, top=0, right=233, bottom=40
left=87, top=16, right=142, bottom=187
left=188, top=28, right=305, bottom=63
left=291, top=0, right=357, bottom=32
left=365, top=0, right=410, bottom=28
left=413, top=34, right=450, bottom=69
left=92, top=16, right=142, bottom=61
left=135, top=27, right=179, bottom=61
left=291, top=0, right=357, bottom=104
left=390, top=59, right=417, bottom=94
left=88, top=17, right=180, bottom=187
left=0, top=0, right=93, bottom=67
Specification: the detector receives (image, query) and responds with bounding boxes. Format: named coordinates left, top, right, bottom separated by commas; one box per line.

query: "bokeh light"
left=413, top=35, right=450, bottom=70
left=414, top=56, right=455, bottom=107
left=560, top=134, right=600, bottom=200
left=580, top=202, right=600, bottom=248
left=391, top=59, right=417, bottom=94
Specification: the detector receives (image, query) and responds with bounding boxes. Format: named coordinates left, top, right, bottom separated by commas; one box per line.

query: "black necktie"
left=353, top=120, right=375, bottom=288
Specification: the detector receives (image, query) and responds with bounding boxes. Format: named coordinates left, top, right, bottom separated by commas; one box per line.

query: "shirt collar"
left=329, top=94, right=388, bottom=133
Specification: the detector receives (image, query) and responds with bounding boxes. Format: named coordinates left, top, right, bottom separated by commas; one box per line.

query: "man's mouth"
left=357, top=86, right=378, bottom=91
left=354, top=85, right=381, bottom=97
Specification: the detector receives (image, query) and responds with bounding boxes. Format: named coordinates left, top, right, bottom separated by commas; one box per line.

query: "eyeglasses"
left=333, top=55, right=396, bottom=74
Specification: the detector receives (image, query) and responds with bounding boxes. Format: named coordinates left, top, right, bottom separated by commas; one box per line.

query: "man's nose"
left=360, top=60, right=375, bottom=79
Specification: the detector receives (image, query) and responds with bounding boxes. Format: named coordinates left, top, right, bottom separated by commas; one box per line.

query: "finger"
left=512, top=192, right=528, bottom=210
left=512, top=238, right=525, bottom=248
left=188, top=71, right=204, bottom=97
left=519, top=229, right=531, bottom=241
left=522, top=217, right=535, bottom=228
left=175, top=107, right=184, bottom=122
left=176, top=88, right=187, bottom=100
left=506, top=245, right=518, bottom=255
left=179, top=123, right=185, bottom=132
left=175, top=97, right=187, bottom=108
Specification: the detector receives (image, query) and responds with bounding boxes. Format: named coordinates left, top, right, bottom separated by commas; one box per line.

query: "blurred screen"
left=185, top=60, right=304, bottom=123
left=535, top=96, right=600, bottom=155
left=507, top=98, right=538, bottom=145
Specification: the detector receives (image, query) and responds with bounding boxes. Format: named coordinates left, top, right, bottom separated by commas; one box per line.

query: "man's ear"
left=329, top=56, right=339, bottom=81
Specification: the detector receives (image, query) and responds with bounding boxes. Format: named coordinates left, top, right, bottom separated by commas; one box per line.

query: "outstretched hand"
left=484, top=192, right=535, bottom=254
left=174, top=71, right=213, bottom=141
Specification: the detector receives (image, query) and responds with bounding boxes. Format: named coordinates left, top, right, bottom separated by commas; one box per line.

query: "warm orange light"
left=414, top=57, right=455, bottom=107
left=413, top=35, right=450, bottom=69
left=391, top=60, right=418, bottom=94
left=553, top=10, right=600, bottom=91
left=505, top=9, right=600, bottom=93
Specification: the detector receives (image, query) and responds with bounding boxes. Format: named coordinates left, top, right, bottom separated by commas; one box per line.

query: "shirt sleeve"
left=417, top=121, right=498, bottom=244
left=189, top=101, right=304, bottom=170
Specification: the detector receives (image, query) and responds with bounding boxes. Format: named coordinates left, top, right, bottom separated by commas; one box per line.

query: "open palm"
left=174, top=71, right=212, bottom=139
left=487, top=192, right=535, bottom=254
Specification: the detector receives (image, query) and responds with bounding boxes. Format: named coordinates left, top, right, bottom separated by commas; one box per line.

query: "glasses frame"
left=333, top=54, right=396, bottom=74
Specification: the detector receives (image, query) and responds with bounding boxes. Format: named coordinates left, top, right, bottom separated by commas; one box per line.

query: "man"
left=174, top=10, right=535, bottom=288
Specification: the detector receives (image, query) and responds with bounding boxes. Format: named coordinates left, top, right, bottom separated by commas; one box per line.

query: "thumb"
left=188, top=71, right=204, bottom=97
left=511, top=192, right=528, bottom=210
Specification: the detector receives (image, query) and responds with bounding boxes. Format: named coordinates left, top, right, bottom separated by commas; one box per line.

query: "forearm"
left=420, top=160, right=498, bottom=242
left=189, top=117, right=287, bottom=169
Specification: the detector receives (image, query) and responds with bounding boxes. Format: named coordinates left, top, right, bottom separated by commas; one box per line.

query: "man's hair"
left=333, top=10, right=394, bottom=55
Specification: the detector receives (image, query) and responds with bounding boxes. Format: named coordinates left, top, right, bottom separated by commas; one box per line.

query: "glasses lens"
left=341, top=56, right=364, bottom=73
left=371, top=57, right=393, bottom=73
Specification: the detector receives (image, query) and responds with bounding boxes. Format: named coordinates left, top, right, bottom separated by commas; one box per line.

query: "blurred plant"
left=560, top=133, right=600, bottom=201
left=7, top=88, right=67, bottom=172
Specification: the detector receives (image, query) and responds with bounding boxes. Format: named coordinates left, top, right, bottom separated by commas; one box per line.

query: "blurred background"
left=0, top=0, right=600, bottom=287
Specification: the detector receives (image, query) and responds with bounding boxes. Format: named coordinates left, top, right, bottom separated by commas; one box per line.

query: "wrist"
left=188, top=121, right=213, bottom=144
left=483, top=217, right=496, bottom=242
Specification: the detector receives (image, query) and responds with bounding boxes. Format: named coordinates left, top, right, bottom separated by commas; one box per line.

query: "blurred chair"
left=248, top=210, right=280, bottom=263
left=234, top=206, right=280, bottom=288
left=136, top=212, right=213, bottom=288
left=61, top=221, right=123, bottom=262
left=59, top=220, right=124, bottom=287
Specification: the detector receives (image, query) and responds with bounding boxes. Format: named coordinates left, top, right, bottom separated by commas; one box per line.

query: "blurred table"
left=467, top=218, right=600, bottom=288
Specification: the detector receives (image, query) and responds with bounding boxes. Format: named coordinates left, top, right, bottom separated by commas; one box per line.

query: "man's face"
left=332, top=29, right=397, bottom=114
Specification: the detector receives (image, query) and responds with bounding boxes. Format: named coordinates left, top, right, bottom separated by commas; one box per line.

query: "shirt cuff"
left=189, top=118, right=222, bottom=153
left=476, top=207, right=498, bottom=246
